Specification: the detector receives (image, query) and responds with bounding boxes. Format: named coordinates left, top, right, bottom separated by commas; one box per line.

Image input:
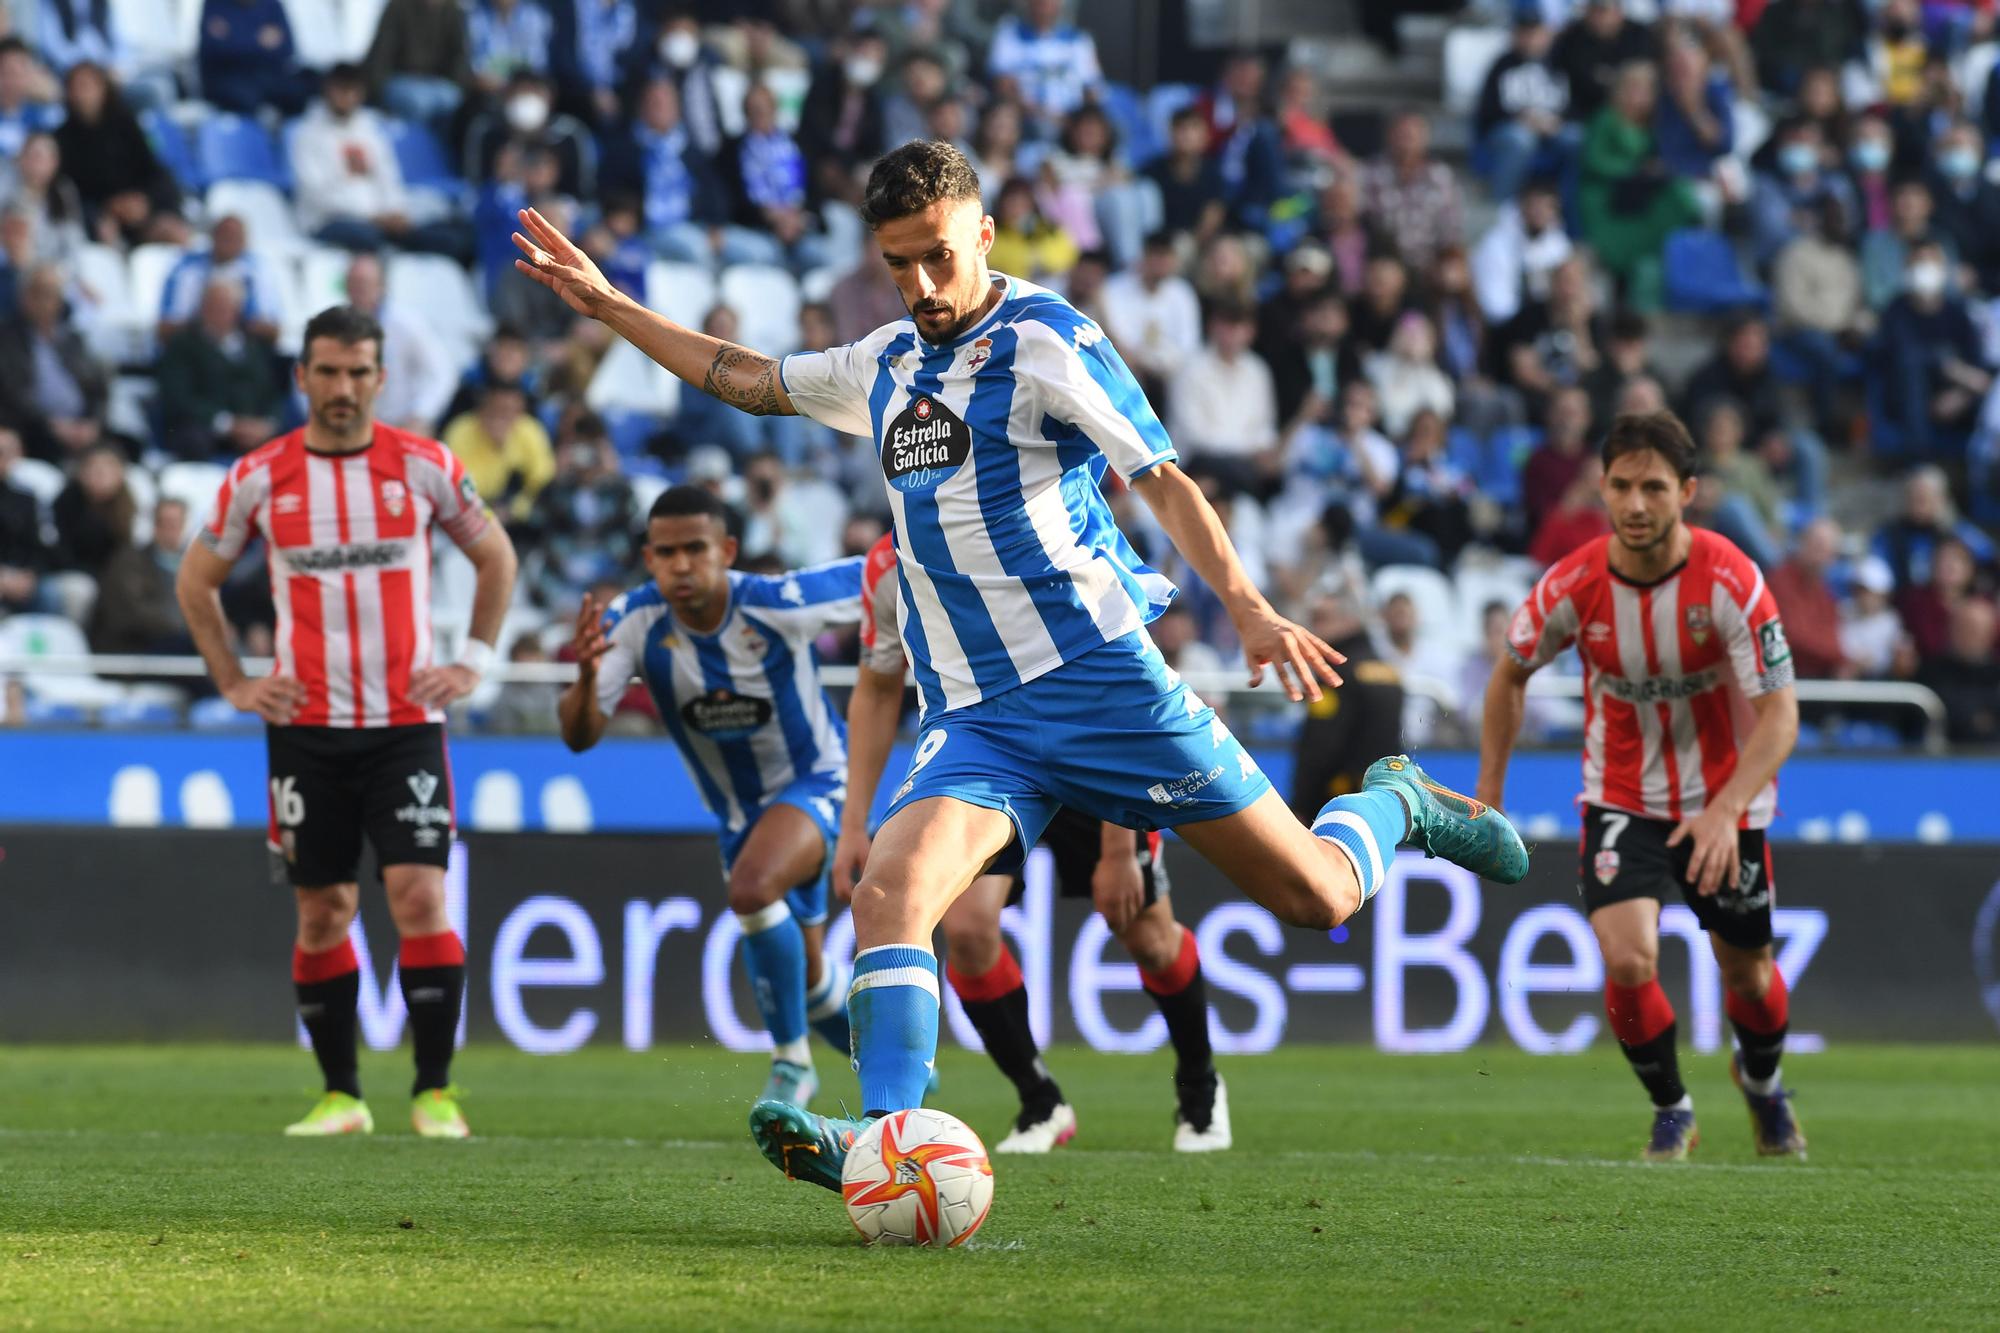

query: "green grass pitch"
left=3, top=1044, right=1996, bottom=1330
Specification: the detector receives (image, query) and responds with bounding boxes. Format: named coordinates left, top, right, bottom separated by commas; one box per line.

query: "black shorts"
left=266, top=723, right=455, bottom=888
left=1007, top=807, right=1168, bottom=907
left=1578, top=804, right=1774, bottom=950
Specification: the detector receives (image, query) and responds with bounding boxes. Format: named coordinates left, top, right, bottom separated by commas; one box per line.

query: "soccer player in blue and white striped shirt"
left=557, top=485, right=860, bottom=1107
left=514, top=141, right=1530, bottom=1198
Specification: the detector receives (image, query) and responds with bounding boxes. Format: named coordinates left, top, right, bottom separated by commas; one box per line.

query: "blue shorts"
left=880, top=630, right=1271, bottom=873
left=718, top=772, right=843, bottom=927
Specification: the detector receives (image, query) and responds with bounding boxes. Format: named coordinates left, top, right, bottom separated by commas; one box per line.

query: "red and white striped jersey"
left=200, top=424, right=494, bottom=729
left=859, top=532, right=907, bottom=675
left=1507, top=529, right=1795, bottom=827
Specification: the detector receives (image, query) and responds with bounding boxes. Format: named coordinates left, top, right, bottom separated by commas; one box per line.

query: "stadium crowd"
left=0, top=0, right=1996, bottom=745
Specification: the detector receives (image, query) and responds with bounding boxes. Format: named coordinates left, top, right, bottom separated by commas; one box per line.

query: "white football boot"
left=995, top=1100, right=1078, bottom=1153
left=1173, top=1076, right=1232, bottom=1152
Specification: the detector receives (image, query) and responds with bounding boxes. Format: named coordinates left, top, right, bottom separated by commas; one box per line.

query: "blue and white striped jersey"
left=779, top=273, right=1177, bottom=718
left=596, top=560, right=863, bottom=834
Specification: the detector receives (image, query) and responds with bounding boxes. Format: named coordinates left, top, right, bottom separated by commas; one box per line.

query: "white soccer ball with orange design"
left=840, top=1107, right=994, bottom=1247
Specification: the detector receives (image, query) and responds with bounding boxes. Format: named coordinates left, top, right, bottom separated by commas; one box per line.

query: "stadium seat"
left=600, top=408, right=663, bottom=459
left=1370, top=564, right=1462, bottom=662
left=586, top=340, right=682, bottom=418
left=627, top=474, right=670, bottom=519
left=98, top=698, right=182, bottom=728
left=157, top=461, right=229, bottom=527
left=1443, top=26, right=1512, bottom=116
left=125, top=467, right=158, bottom=546
left=644, top=260, right=717, bottom=332
left=140, top=107, right=205, bottom=193
left=1661, top=229, right=1768, bottom=315
left=1143, top=84, right=1198, bottom=157
left=297, top=245, right=355, bottom=312
left=204, top=180, right=309, bottom=259
left=384, top=119, right=461, bottom=195
left=340, top=0, right=390, bottom=64
left=198, top=115, right=291, bottom=192
left=106, top=376, right=157, bottom=445
left=189, top=695, right=260, bottom=730
left=1451, top=561, right=1536, bottom=653
left=5, top=457, right=65, bottom=509
left=281, top=0, right=348, bottom=69
left=0, top=614, right=127, bottom=708
left=127, top=243, right=186, bottom=342
left=719, top=264, right=802, bottom=356
left=110, top=0, right=194, bottom=66
left=73, top=242, right=139, bottom=362
left=798, top=265, right=841, bottom=304
left=386, top=254, right=492, bottom=365
left=1099, top=82, right=1158, bottom=166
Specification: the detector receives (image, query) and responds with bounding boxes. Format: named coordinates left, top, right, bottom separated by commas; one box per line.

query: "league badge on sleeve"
left=1759, top=620, right=1792, bottom=670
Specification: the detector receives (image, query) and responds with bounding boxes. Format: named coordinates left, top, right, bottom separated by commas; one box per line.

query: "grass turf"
left=2, top=1044, right=1996, bottom=1330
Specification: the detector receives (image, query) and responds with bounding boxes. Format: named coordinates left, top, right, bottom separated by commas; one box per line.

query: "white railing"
left=0, top=652, right=1953, bottom=751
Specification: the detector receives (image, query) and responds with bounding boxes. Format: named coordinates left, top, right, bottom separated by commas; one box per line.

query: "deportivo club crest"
left=1685, top=604, right=1713, bottom=646
left=381, top=479, right=407, bottom=518
left=965, top=337, right=993, bottom=373
left=1594, top=848, right=1621, bottom=885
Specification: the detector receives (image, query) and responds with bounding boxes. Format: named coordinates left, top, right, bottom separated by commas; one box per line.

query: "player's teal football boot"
left=760, top=1059, right=818, bottom=1108
left=750, top=1099, right=872, bottom=1192
left=1362, top=755, right=1530, bottom=884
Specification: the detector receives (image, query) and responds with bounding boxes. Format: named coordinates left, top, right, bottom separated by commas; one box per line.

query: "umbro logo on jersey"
left=883, top=395, right=970, bottom=493
left=273, top=493, right=304, bottom=514
left=1583, top=621, right=1613, bottom=642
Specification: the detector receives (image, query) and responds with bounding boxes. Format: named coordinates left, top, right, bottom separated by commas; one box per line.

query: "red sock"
left=399, top=929, right=465, bottom=969
left=293, top=937, right=359, bottom=984
left=1724, top=967, right=1789, bottom=1033
left=947, top=947, right=1023, bottom=1003
left=1604, top=978, right=1675, bottom=1046
left=1140, top=926, right=1199, bottom=996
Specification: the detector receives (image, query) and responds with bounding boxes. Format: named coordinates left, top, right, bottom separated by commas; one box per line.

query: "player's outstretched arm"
left=1129, top=461, right=1345, bottom=703
left=1476, top=656, right=1536, bottom=811
left=557, top=593, right=613, bottom=753
left=175, top=540, right=304, bottom=725
left=511, top=207, right=798, bottom=417
left=1667, top=686, right=1798, bottom=896
left=833, top=661, right=905, bottom=902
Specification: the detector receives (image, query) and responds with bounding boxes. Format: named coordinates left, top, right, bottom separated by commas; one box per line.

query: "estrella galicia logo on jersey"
left=883, top=394, right=970, bottom=493
left=681, top=688, right=772, bottom=739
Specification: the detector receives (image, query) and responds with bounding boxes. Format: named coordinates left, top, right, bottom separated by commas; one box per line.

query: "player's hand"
left=1235, top=605, right=1345, bottom=702
left=512, top=207, right=618, bottom=319
left=570, top=593, right=610, bottom=675
left=408, top=664, right=481, bottom=710
left=1666, top=805, right=1743, bottom=898
left=831, top=826, right=872, bottom=904
left=225, top=674, right=306, bottom=725
left=1091, top=850, right=1145, bottom=933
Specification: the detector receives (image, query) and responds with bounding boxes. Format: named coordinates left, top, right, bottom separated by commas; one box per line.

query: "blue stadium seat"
left=198, top=114, right=290, bottom=191
left=98, top=699, right=181, bottom=728
left=384, top=118, right=460, bottom=194
left=1479, top=425, right=1541, bottom=507
left=188, top=696, right=260, bottom=730
left=1661, top=229, right=1767, bottom=315
left=141, top=107, right=204, bottom=192
left=601, top=408, right=663, bottom=458
left=1100, top=82, right=1159, bottom=166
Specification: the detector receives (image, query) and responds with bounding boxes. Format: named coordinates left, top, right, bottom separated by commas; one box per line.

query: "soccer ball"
left=841, top=1108, right=994, bottom=1247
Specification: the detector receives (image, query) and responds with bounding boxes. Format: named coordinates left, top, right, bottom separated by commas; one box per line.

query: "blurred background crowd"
left=0, top=0, right=1995, bottom=749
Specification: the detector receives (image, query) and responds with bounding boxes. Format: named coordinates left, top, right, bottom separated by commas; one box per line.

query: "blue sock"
left=848, top=944, right=940, bottom=1115
left=805, top=950, right=852, bottom=1057
left=736, top=902, right=809, bottom=1054
left=1312, top=789, right=1408, bottom=904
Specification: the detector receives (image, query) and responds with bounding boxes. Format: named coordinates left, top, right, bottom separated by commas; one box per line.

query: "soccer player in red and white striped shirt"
left=176, top=306, right=518, bottom=1140
left=1478, top=411, right=1807, bottom=1162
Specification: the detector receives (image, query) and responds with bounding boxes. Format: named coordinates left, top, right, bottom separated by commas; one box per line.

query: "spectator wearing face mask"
left=1861, top=178, right=1954, bottom=312
left=464, top=68, right=597, bottom=198
left=1843, top=114, right=1898, bottom=232
left=1923, top=121, right=2000, bottom=291
left=1749, top=119, right=1856, bottom=266
left=1873, top=239, right=1992, bottom=455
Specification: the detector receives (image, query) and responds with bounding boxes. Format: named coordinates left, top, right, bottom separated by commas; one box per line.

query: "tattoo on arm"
left=701, top=343, right=783, bottom=415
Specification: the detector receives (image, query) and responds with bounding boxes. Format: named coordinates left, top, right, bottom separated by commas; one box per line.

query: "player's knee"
left=942, top=922, right=1001, bottom=976
left=1719, top=952, right=1773, bottom=999
left=1603, top=951, right=1659, bottom=988
left=295, top=890, right=355, bottom=949
left=1274, top=862, right=1360, bottom=931
left=1119, top=914, right=1180, bottom=973
left=725, top=870, right=786, bottom=918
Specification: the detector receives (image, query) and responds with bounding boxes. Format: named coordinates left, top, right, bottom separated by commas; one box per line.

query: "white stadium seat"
left=5, top=457, right=65, bottom=509
left=586, top=339, right=682, bottom=418
left=0, top=614, right=127, bottom=707
left=719, top=264, right=802, bottom=357
left=1370, top=563, right=1462, bottom=660
left=297, top=245, right=355, bottom=313
left=127, top=243, right=187, bottom=332
left=125, top=465, right=158, bottom=547
left=110, top=0, right=195, bottom=65
left=1452, top=561, right=1537, bottom=654
left=205, top=180, right=309, bottom=259
left=644, top=260, right=716, bottom=332
left=282, top=0, right=349, bottom=68
left=72, top=242, right=139, bottom=362
left=341, top=0, right=390, bottom=64
left=387, top=253, right=492, bottom=366
left=1443, top=27, right=1512, bottom=116
left=157, top=461, right=229, bottom=529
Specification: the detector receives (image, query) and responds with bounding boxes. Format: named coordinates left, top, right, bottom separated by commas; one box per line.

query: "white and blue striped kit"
left=596, top=563, right=860, bottom=838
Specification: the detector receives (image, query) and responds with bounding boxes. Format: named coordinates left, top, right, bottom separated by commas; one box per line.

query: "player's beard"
left=1614, top=512, right=1679, bottom=554
left=312, top=400, right=369, bottom=445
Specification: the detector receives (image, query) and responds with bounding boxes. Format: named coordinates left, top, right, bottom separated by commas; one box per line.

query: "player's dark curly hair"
left=859, top=139, right=983, bottom=228
left=1600, top=410, right=1698, bottom=481
left=300, top=304, right=385, bottom=365
left=650, top=484, right=742, bottom=539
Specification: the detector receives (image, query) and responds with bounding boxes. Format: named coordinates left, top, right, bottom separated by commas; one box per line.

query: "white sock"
left=772, top=1038, right=811, bottom=1066
left=1656, top=1094, right=1693, bottom=1113
left=1739, top=1065, right=1781, bottom=1097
